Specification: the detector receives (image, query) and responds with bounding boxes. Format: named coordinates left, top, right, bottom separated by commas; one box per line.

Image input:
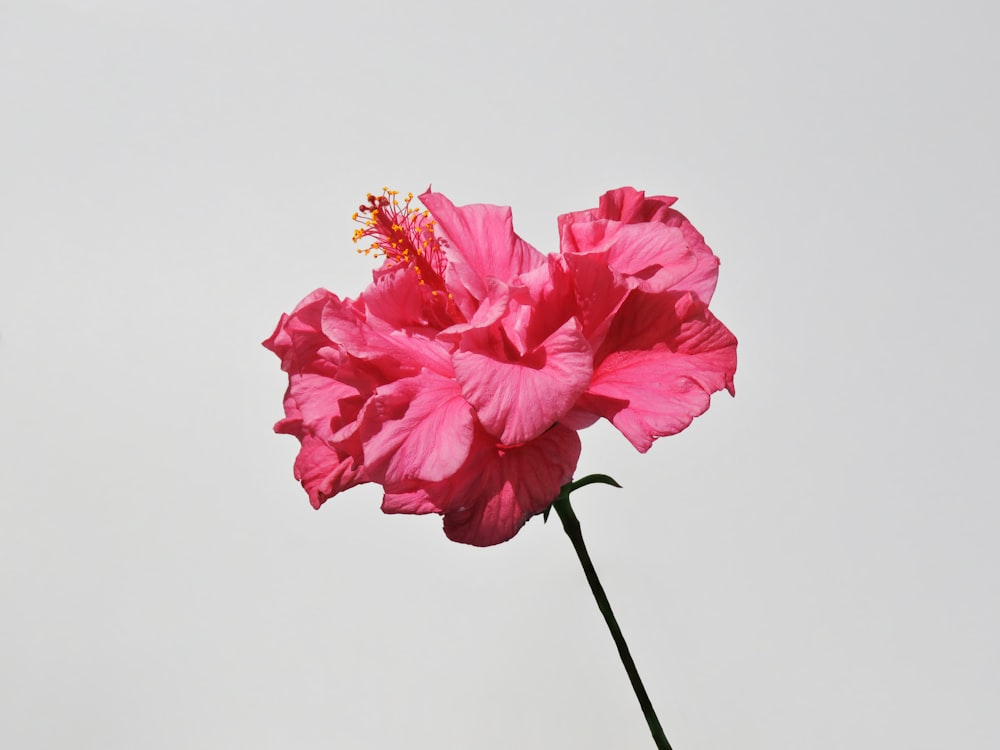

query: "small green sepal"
left=543, top=473, right=622, bottom=522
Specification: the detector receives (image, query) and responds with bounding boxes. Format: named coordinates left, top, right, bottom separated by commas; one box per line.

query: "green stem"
left=552, top=495, right=673, bottom=750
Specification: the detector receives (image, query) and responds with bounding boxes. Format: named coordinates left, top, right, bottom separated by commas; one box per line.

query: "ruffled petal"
left=561, top=220, right=697, bottom=294
left=441, top=424, right=582, bottom=547
left=358, top=371, right=476, bottom=485
left=363, top=263, right=430, bottom=329
left=321, top=294, right=454, bottom=379
left=365, top=263, right=461, bottom=333
left=556, top=187, right=680, bottom=235
left=453, top=317, right=593, bottom=445
left=583, top=290, right=737, bottom=452
left=559, top=187, right=720, bottom=303
left=275, top=373, right=367, bottom=507
left=437, top=277, right=512, bottom=342
left=502, top=256, right=578, bottom=354
left=286, top=434, right=365, bottom=509
left=595, top=187, right=680, bottom=223
left=658, top=210, right=719, bottom=303
left=380, top=487, right=441, bottom=516
left=263, top=288, right=348, bottom=376
left=560, top=252, right=630, bottom=345
left=420, top=190, right=545, bottom=313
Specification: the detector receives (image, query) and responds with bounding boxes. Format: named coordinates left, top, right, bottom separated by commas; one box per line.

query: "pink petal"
left=437, top=277, right=512, bottom=341
left=656, top=209, right=720, bottom=303
left=558, top=188, right=720, bottom=303
left=596, top=187, right=680, bottom=223
left=503, top=256, right=579, bottom=355
left=263, top=289, right=346, bottom=376
left=453, top=317, right=593, bottom=445
left=584, top=290, right=737, bottom=452
left=556, top=187, right=678, bottom=234
left=560, top=252, right=630, bottom=345
left=441, top=424, right=582, bottom=547
left=380, top=487, right=441, bottom=515
left=419, top=190, right=544, bottom=312
left=561, top=220, right=698, bottom=293
left=286, top=434, right=365, bottom=509
left=558, top=405, right=602, bottom=432
left=358, top=371, right=476, bottom=485
left=363, top=264, right=430, bottom=329
left=365, top=263, right=462, bottom=333
left=275, top=373, right=367, bottom=507
left=320, top=294, right=453, bottom=380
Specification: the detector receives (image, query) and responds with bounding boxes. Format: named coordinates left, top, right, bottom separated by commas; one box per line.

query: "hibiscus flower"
left=264, top=187, right=736, bottom=546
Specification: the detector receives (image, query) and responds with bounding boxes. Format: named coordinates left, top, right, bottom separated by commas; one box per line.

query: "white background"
left=2, top=1, right=998, bottom=748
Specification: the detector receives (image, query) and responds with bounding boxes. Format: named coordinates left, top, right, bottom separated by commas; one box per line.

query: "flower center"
left=352, top=188, right=447, bottom=286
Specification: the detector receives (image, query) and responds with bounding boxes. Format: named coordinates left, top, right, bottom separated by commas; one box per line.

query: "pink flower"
left=265, top=187, right=736, bottom=546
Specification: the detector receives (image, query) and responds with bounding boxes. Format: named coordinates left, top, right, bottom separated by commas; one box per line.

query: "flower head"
left=265, top=187, right=737, bottom=546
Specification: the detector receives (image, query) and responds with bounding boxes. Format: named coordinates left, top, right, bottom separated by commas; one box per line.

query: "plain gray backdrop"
left=2, top=0, right=997, bottom=748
